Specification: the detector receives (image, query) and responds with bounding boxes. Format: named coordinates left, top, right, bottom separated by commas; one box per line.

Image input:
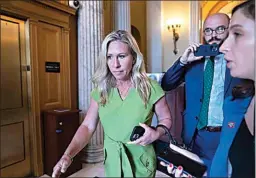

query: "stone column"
left=189, top=1, right=201, bottom=44
left=77, top=1, right=104, bottom=163
left=113, top=1, right=131, bottom=32
left=146, top=1, right=163, bottom=72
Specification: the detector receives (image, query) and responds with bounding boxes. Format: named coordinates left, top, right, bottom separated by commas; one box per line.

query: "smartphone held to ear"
left=130, top=126, right=145, bottom=141
left=194, top=43, right=220, bottom=57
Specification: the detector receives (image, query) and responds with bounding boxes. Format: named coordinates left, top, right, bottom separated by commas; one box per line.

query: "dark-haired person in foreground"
left=217, top=0, right=255, bottom=177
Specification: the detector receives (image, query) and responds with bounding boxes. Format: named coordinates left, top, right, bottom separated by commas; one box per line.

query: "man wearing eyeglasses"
left=161, top=13, right=246, bottom=176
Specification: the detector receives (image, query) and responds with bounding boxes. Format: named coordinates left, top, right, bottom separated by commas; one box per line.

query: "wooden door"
left=37, top=22, right=66, bottom=110
left=0, top=15, right=32, bottom=177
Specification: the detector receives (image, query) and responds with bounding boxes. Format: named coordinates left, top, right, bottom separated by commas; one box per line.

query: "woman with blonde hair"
left=52, top=30, right=172, bottom=177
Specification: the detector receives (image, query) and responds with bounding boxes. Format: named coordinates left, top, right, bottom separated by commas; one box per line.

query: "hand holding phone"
left=159, top=160, right=192, bottom=177
left=180, top=43, right=204, bottom=65
left=194, top=43, right=219, bottom=57
left=130, top=126, right=145, bottom=141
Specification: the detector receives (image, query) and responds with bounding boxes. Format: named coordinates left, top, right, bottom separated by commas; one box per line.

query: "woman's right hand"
left=160, top=161, right=192, bottom=177
left=52, top=154, right=72, bottom=178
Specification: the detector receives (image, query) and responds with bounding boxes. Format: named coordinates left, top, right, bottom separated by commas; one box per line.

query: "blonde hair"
left=92, top=30, right=151, bottom=107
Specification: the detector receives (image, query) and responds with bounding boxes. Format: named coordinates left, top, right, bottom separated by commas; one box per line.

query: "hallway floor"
left=41, top=162, right=169, bottom=177
left=69, top=162, right=169, bottom=177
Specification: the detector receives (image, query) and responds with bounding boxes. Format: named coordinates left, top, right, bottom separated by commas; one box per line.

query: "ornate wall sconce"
left=167, top=19, right=182, bottom=55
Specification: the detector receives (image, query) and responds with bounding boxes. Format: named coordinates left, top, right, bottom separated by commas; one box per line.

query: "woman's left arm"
left=154, top=96, right=172, bottom=138
left=127, top=96, right=172, bottom=146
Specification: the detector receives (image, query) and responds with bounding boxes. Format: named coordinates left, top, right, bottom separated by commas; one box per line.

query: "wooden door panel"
left=0, top=15, right=31, bottom=177
left=37, top=22, right=63, bottom=109
left=0, top=19, right=22, bottom=110
left=1, top=122, right=25, bottom=168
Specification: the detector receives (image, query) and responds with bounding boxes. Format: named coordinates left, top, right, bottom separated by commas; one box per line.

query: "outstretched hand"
left=52, top=155, right=72, bottom=178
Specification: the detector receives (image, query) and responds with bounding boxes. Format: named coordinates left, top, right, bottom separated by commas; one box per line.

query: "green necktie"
left=197, top=58, right=214, bottom=130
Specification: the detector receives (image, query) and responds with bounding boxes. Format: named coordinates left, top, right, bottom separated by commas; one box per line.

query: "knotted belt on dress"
left=104, top=134, right=134, bottom=177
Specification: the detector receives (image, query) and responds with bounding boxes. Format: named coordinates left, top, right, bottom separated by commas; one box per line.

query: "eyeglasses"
left=203, top=26, right=228, bottom=36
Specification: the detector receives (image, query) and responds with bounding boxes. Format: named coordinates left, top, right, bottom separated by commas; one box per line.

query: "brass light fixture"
left=167, top=19, right=182, bottom=55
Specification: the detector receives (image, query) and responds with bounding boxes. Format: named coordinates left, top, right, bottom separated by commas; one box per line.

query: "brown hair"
left=231, top=0, right=255, bottom=99
left=232, top=0, right=255, bottom=20
left=232, top=80, right=255, bottom=99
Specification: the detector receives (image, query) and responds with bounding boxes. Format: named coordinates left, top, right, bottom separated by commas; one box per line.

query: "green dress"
left=91, top=79, right=164, bottom=177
